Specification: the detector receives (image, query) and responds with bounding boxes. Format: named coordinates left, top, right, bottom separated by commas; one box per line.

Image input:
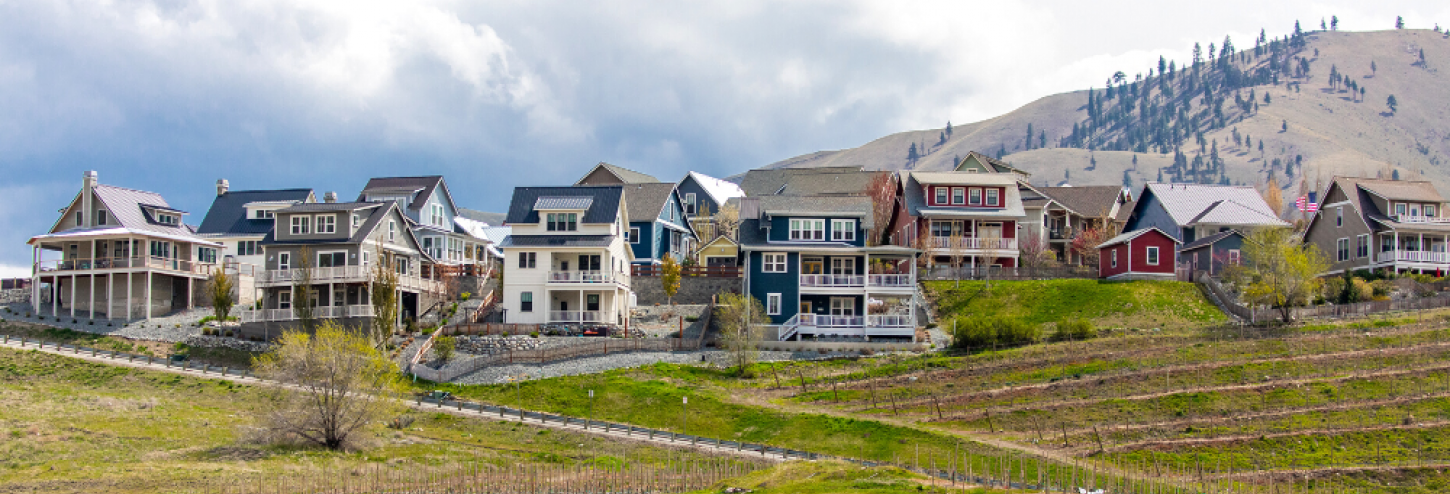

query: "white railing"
left=798, top=314, right=864, bottom=328
left=548, top=271, right=615, bottom=284
left=236, top=305, right=376, bottom=323
left=929, top=237, right=1018, bottom=251
left=866, top=314, right=914, bottom=327
left=777, top=314, right=802, bottom=341
left=867, top=274, right=913, bottom=287
left=1380, top=250, right=1450, bottom=264
left=1394, top=215, right=1450, bottom=224
left=799, top=274, right=865, bottom=287
left=547, top=310, right=604, bottom=322
left=257, top=267, right=444, bottom=294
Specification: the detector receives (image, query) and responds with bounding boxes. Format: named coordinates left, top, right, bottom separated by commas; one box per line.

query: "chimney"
left=216, top=179, right=229, bottom=196
left=81, top=171, right=97, bottom=227
left=324, top=191, right=337, bottom=203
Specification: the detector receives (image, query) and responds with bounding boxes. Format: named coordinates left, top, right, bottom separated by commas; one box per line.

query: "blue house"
left=620, top=182, right=698, bottom=265
left=677, top=171, right=745, bottom=219
left=739, top=195, right=918, bottom=342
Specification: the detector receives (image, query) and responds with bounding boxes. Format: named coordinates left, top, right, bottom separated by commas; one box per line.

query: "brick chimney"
left=216, top=179, right=229, bottom=196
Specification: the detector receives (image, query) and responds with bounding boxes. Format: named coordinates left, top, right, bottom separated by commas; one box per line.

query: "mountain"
left=765, top=29, right=1450, bottom=200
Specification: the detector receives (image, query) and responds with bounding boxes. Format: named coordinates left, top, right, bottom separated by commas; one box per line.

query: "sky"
left=2, top=0, right=1447, bottom=276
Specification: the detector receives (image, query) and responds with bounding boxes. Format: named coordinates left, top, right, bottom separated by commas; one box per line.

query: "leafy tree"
left=1069, top=223, right=1114, bottom=270
left=1387, top=94, right=1399, bottom=114
left=1242, top=227, right=1329, bottom=323
left=370, top=245, right=399, bottom=347
left=660, top=253, right=682, bottom=305
left=714, top=292, right=769, bottom=373
left=433, top=335, right=456, bottom=364
left=252, top=321, right=406, bottom=450
left=1397, top=16, right=1405, bottom=29
left=1262, top=176, right=1283, bottom=217
left=1331, top=15, right=1338, bottom=30
left=207, top=267, right=235, bottom=326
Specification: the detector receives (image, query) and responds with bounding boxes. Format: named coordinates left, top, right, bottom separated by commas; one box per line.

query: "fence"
left=1196, top=270, right=1450, bottom=324
left=632, top=265, right=742, bottom=278
left=920, top=265, right=1096, bottom=281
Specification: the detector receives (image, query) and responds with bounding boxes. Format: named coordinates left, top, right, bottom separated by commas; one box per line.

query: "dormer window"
left=156, top=213, right=179, bottom=225
left=546, top=213, right=578, bottom=231
left=254, top=209, right=275, bottom=219
left=430, top=204, right=446, bottom=227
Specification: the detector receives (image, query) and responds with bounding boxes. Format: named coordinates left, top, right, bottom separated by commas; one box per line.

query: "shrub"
left=949, top=315, right=1039, bottom=350
left=460, top=292, right=472, bottom=301
left=224, top=330, right=234, bottom=337
left=529, top=331, right=540, bottom=338
left=1050, top=318, right=1096, bottom=341
left=685, top=316, right=699, bottom=322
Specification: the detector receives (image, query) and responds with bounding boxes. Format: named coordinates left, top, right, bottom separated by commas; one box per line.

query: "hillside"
left=767, top=29, right=1450, bottom=200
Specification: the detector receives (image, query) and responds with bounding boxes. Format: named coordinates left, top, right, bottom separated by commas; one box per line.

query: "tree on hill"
left=945, top=121, right=953, bottom=137
left=1396, top=16, right=1405, bottom=29
left=1025, top=123, right=1034, bottom=150
left=1387, top=94, right=1399, bottom=115
left=1039, top=130, right=1046, bottom=149
left=907, top=142, right=919, bottom=163
left=1320, top=18, right=1326, bottom=30
left=1122, top=169, right=1133, bottom=188
left=1371, top=60, right=1377, bottom=76
left=1331, top=15, right=1338, bottom=30
left=1281, top=120, right=1287, bottom=132
left=714, top=292, right=768, bottom=373
left=937, top=131, right=946, bottom=147
left=997, top=144, right=1007, bottom=159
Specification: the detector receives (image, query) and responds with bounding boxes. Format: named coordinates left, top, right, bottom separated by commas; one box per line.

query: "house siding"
left=1125, top=192, right=1184, bottom=242
left=1181, top=235, right=1245, bottom=275
left=676, top=176, right=718, bottom=218
left=747, top=250, right=800, bottom=325
left=1099, top=230, right=1177, bottom=278
left=1303, top=183, right=1375, bottom=274
left=766, top=216, right=866, bottom=247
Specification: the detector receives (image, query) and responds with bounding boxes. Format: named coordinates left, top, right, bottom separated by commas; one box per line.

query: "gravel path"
left=3, top=303, right=208, bottom=342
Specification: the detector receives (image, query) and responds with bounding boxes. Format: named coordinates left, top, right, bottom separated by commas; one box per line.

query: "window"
left=546, top=213, right=578, bottom=231
left=802, top=256, right=823, bottom=275
left=316, top=215, right=336, bottom=234
left=629, top=227, right=641, bottom=244
left=934, top=187, right=948, bottom=205
left=1396, top=203, right=1407, bottom=216
left=684, top=193, right=697, bottom=215
left=236, top=240, right=258, bottom=256
left=362, top=251, right=370, bottom=267
left=1337, top=238, right=1350, bottom=262
left=1356, top=235, right=1369, bottom=258
left=1336, top=207, right=1343, bottom=227
left=1228, top=249, right=1241, bottom=265
left=197, top=247, right=217, bottom=264
left=831, top=219, right=856, bottom=241
left=278, top=291, right=291, bottom=310
left=157, top=213, right=178, bottom=225
left=951, top=187, right=965, bottom=205
left=1382, top=235, right=1395, bottom=253
left=1146, top=246, right=1160, bottom=265
left=789, top=219, right=824, bottom=240
left=388, top=221, right=396, bottom=241
left=931, top=220, right=960, bottom=238
left=1429, top=205, right=1439, bottom=217
left=149, top=240, right=172, bottom=258
left=291, top=215, right=310, bottom=235
left=278, top=252, right=291, bottom=270
left=431, top=204, right=445, bottom=227
left=96, top=210, right=107, bottom=226
left=395, top=257, right=410, bottom=275
left=352, top=214, right=361, bottom=229
left=586, top=294, right=600, bottom=311
left=318, top=251, right=346, bottom=267
left=969, top=188, right=983, bottom=206
left=762, top=253, right=788, bottom=273
left=75, top=211, right=83, bottom=226
left=518, top=252, right=536, bottom=269
left=1111, top=249, right=1118, bottom=268
left=985, top=188, right=1000, bottom=207
left=766, top=293, right=781, bottom=315
left=520, top=292, right=533, bottom=312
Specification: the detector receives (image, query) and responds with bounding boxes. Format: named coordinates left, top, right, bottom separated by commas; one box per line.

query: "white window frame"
left=1428, top=205, right=1439, bottom=218
left=278, top=252, right=291, bottom=270
left=388, top=220, right=396, bottom=241
left=96, top=210, right=107, bottom=226
left=629, top=227, right=641, bottom=244
left=1337, top=237, right=1350, bottom=262
left=291, top=215, right=310, bottom=235
left=1146, top=246, right=1160, bottom=265
left=968, top=188, right=983, bottom=206
left=1111, top=249, right=1118, bottom=268
left=789, top=219, right=825, bottom=241
left=1356, top=234, right=1369, bottom=258
left=431, top=204, right=446, bottom=227
left=762, top=252, right=788, bottom=273
left=934, top=187, right=948, bottom=205
left=831, top=219, right=856, bottom=241
left=315, top=214, right=336, bottom=234
left=951, top=187, right=966, bottom=205
left=1396, top=203, right=1407, bottom=216
left=1228, top=249, right=1241, bottom=264
left=684, top=193, right=697, bottom=215
left=766, top=293, right=781, bottom=315
left=317, top=250, right=347, bottom=268
left=985, top=188, right=1000, bottom=207
left=278, top=291, right=291, bottom=310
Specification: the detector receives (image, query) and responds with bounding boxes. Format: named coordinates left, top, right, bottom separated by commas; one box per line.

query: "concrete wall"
left=635, top=276, right=741, bottom=306
left=53, top=273, right=180, bottom=319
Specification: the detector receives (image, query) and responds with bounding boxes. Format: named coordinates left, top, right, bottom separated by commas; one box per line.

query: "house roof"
left=956, top=151, right=1031, bottom=177
left=1188, top=200, right=1287, bottom=226
left=1039, top=186, right=1126, bottom=218
left=1178, top=229, right=1243, bottom=252
left=753, top=195, right=875, bottom=232
left=457, top=208, right=506, bottom=226
left=535, top=196, right=595, bottom=211
left=500, top=234, right=613, bottom=248
left=1097, top=227, right=1180, bottom=249
left=621, top=182, right=681, bottom=223
left=906, top=171, right=1021, bottom=186
left=261, top=201, right=415, bottom=249
left=1115, top=199, right=1136, bottom=223
left=83, top=184, right=205, bottom=240
left=737, top=166, right=879, bottom=197
left=900, top=172, right=1027, bottom=218
left=196, top=188, right=315, bottom=237
left=1358, top=180, right=1446, bottom=203
left=506, top=186, right=623, bottom=225
left=682, top=171, right=746, bottom=204
left=575, top=162, right=660, bottom=185
left=277, top=202, right=382, bottom=213
left=357, top=176, right=451, bottom=212
left=1143, top=183, right=1287, bottom=227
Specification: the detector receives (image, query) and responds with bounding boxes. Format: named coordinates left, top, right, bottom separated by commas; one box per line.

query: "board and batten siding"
left=747, top=250, right=799, bottom=325
left=1303, top=184, right=1375, bottom=274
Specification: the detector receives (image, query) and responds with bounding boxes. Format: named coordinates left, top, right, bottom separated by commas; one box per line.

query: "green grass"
left=927, top=279, right=1226, bottom=328
left=687, top=460, right=1034, bottom=494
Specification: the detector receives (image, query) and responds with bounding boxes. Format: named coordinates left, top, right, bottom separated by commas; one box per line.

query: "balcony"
left=867, top=274, right=913, bottom=288
left=1393, top=215, right=1450, bottom=225
left=929, top=237, right=1017, bottom=251
left=547, top=270, right=620, bottom=284
left=255, top=267, right=444, bottom=293
left=800, top=274, right=864, bottom=287
left=779, top=312, right=916, bottom=341
left=548, top=310, right=605, bottom=323
left=34, top=256, right=218, bottom=276
left=237, top=304, right=375, bottom=323
left=1378, top=250, right=1450, bottom=264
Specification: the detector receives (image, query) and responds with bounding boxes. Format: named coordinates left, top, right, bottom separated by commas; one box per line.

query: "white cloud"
left=0, top=264, right=31, bottom=280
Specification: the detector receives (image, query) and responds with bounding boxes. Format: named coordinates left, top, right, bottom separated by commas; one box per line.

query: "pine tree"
left=1321, top=18, right=1327, bottom=30
left=1157, top=168, right=1164, bottom=182
left=998, top=144, right=1007, bottom=159
left=1265, top=93, right=1272, bottom=104
left=946, top=121, right=953, bottom=137
left=1387, top=94, right=1399, bottom=114
left=1193, top=42, right=1202, bottom=67
left=907, top=142, right=919, bottom=163
left=1281, top=120, right=1287, bottom=132
left=1372, top=60, right=1377, bottom=75
left=938, top=131, right=946, bottom=147
left=1025, top=123, right=1034, bottom=150
left=1039, top=130, right=1046, bottom=149
left=1331, top=15, right=1339, bottom=30
left=1123, top=169, right=1133, bottom=188
left=1396, top=16, right=1405, bottom=29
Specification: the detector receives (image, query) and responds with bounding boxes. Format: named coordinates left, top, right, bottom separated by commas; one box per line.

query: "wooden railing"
left=632, top=265, right=741, bottom=278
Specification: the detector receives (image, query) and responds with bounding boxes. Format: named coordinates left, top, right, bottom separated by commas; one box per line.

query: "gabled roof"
left=575, top=162, right=660, bottom=185
left=1142, top=183, right=1287, bottom=227
left=955, top=151, right=1031, bottom=177
left=1188, top=200, right=1287, bottom=226
left=1178, top=229, right=1243, bottom=252
left=91, top=184, right=201, bottom=238
left=682, top=171, right=747, bottom=203
left=1097, top=227, right=1181, bottom=249
left=622, top=182, right=683, bottom=224
left=276, top=202, right=380, bottom=213
left=737, top=167, right=879, bottom=197
left=197, top=188, right=315, bottom=236
left=261, top=202, right=415, bottom=248
left=505, top=186, right=624, bottom=225
left=906, top=171, right=1021, bottom=186
left=357, top=176, right=453, bottom=213
left=1358, top=180, right=1445, bottom=203
left=1039, top=186, right=1127, bottom=219
left=457, top=208, right=507, bottom=226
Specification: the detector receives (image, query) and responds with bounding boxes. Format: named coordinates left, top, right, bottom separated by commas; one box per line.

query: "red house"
left=1097, top=227, right=1181, bottom=280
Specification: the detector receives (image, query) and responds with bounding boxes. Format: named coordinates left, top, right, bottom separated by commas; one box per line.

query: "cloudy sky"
left=2, top=0, right=1446, bottom=275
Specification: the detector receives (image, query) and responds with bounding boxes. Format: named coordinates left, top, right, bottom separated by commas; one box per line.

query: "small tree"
left=1018, top=231, right=1055, bottom=271
left=252, top=321, right=405, bottom=450
left=433, top=335, right=456, bottom=364
left=714, top=292, right=769, bottom=374
left=865, top=172, right=895, bottom=246
left=370, top=244, right=400, bottom=347
left=1387, top=94, right=1399, bottom=115
left=1242, top=227, right=1330, bottom=323
left=208, top=267, right=235, bottom=325
left=1262, top=176, right=1284, bottom=217
left=714, top=201, right=740, bottom=241
left=1070, top=223, right=1114, bottom=270
left=947, top=230, right=967, bottom=287
left=660, top=253, right=682, bottom=305
left=292, top=246, right=316, bottom=331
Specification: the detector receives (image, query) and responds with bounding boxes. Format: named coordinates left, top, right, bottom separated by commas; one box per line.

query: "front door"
left=800, top=301, right=813, bottom=314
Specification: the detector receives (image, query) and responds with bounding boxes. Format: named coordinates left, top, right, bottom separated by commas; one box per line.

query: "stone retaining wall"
left=633, top=277, right=741, bottom=306
left=0, top=289, right=29, bottom=305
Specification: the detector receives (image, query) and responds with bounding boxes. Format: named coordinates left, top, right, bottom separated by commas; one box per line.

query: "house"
left=241, top=201, right=444, bottom=333
left=1037, top=186, right=1133, bottom=264
left=952, top=151, right=1031, bottom=178
left=1124, top=183, right=1289, bottom=245
left=696, top=236, right=740, bottom=267
left=28, top=171, right=225, bottom=320
left=574, top=162, right=660, bottom=186
left=677, top=171, right=745, bottom=219
left=620, top=182, right=697, bottom=265
left=195, top=180, right=316, bottom=270
left=737, top=166, right=881, bottom=197
left=892, top=171, right=1026, bottom=273
left=500, top=186, right=633, bottom=326
left=357, top=176, right=495, bottom=274
left=1179, top=229, right=1246, bottom=276
left=739, top=195, right=918, bottom=342
left=1302, top=177, right=1450, bottom=275
left=1097, top=227, right=1181, bottom=280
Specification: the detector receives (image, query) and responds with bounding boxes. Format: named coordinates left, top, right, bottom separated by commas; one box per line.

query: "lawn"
left=926, top=279, right=1226, bottom=328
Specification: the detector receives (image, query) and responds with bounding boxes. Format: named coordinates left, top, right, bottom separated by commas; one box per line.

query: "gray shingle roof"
left=621, top=182, right=679, bottom=223
left=753, top=195, right=874, bottom=231
left=506, top=186, right=623, bottom=225
left=500, top=235, right=613, bottom=248
left=357, top=176, right=448, bottom=212
left=457, top=208, right=507, bottom=226
left=737, top=167, right=879, bottom=197
left=1143, top=183, right=1286, bottom=227
left=1039, top=186, right=1127, bottom=218
left=277, top=202, right=382, bottom=213
left=535, top=196, right=595, bottom=211
left=197, top=188, right=314, bottom=236
left=1358, top=180, right=1445, bottom=202
left=575, top=162, right=660, bottom=185
left=1179, top=229, right=1242, bottom=252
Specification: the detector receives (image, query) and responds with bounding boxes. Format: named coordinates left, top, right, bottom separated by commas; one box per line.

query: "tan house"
left=1303, top=177, right=1450, bottom=275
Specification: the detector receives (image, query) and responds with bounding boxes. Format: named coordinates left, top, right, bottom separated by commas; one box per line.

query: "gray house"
left=1302, top=177, right=1450, bottom=276
left=358, top=176, right=495, bottom=274
left=239, top=200, right=443, bottom=336
left=195, top=180, right=315, bottom=273
left=1124, top=183, right=1288, bottom=244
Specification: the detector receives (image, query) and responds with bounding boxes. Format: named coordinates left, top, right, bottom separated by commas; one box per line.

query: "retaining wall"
left=633, top=277, right=741, bottom=306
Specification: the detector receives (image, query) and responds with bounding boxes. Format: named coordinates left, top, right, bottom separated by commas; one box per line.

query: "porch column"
left=145, top=272, right=152, bottom=320
left=578, top=290, right=584, bottom=321
left=70, top=274, right=76, bottom=318
left=107, top=273, right=113, bottom=320
left=126, top=271, right=133, bottom=320
left=31, top=245, right=39, bottom=315
left=89, top=273, right=95, bottom=320
left=52, top=275, right=59, bottom=317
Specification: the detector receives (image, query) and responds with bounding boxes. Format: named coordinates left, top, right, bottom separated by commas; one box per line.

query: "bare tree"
left=714, top=292, right=770, bottom=374
left=370, top=244, right=399, bottom=349
left=292, top=246, right=316, bottom=330
left=865, top=172, right=896, bottom=246
left=252, top=321, right=406, bottom=450
left=207, top=267, right=235, bottom=324
left=947, top=230, right=967, bottom=288
left=1018, top=231, right=1055, bottom=272
left=979, top=230, right=1012, bottom=289
left=714, top=201, right=740, bottom=241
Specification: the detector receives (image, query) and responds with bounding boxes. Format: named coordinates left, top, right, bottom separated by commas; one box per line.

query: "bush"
left=685, top=316, right=699, bottom=322
left=1050, top=318, right=1096, bottom=342
left=529, top=331, right=540, bottom=338
left=433, top=336, right=456, bottom=364
left=460, top=292, right=472, bottom=301
left=949, top=315, right=1039, bottom=350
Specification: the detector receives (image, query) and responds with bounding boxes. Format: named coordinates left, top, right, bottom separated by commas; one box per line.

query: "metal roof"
left=1143, top=183, right=1285, bottom=227
left=277, top=202, right=382, bottom=213
left=506, top=186, right=623, bottom=225
left=357, top=176, right=449, bottom=212
left=1178, top=229, right=1242, bottom=252
left=457, top=208, right=506, bottom=226
left=88, top=184, right=206, bottom=240
left=1188, top=200, right=1289, bottom=226
left=682, top=171, right=746, bottom=204
left=535, top=196, right=595, bottom=211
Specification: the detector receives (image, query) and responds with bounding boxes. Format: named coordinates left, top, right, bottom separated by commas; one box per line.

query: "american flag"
left=1296, top=194, right=1319, bottom=212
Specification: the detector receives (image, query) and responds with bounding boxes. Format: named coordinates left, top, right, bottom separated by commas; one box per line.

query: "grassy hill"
left=926, top=279, right=1227, bottom=329
left=766, top=29, right=1450, bottom=201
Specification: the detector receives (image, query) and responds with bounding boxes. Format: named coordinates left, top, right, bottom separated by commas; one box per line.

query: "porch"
left=1372, top=231, right=1450, bottom=274
left=779, top=293, right=915, bottom=341
left=544, top=288, right=624, bottom=326
left=798, top=252, right=915, bottom=292
left=545, top=252, right=629, bottom=287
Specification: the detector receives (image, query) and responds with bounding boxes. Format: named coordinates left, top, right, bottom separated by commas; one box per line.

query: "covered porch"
left=544, top=288, right=625, bottom=326
left=1375, top=229, right=1450, bottom=274
left=28, top=231, right=218, bottom=321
